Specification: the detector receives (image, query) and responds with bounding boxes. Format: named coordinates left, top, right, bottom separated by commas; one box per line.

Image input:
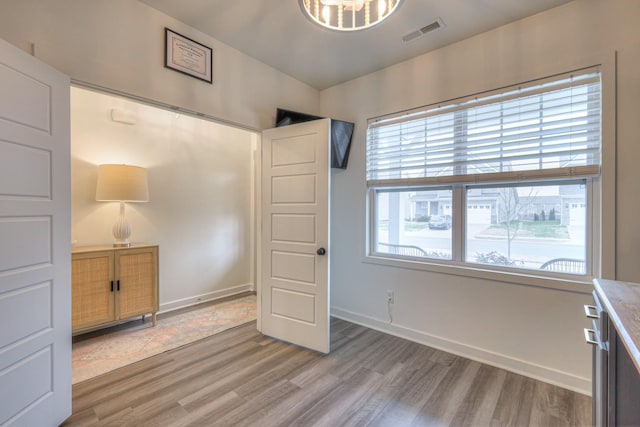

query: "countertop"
left=72, top=243, right=158, bottom=254
left=593, top=278, right=640, bottom=373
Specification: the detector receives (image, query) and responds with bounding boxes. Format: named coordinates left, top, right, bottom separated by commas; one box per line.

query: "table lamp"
left=96, top=164, right=149, bottom=247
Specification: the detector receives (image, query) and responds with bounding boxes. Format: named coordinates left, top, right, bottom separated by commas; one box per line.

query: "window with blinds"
left=367, top=70, right=601, bottom=187
left=367, top=68, right=602, bottom=277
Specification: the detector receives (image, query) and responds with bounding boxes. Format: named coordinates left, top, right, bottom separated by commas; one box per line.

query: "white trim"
left=363, top=254, right=592, bottom=294
left=586, top=179, right=595, bottom=277
left=71, top=79, right=259, bottom=133
left=366, top=166, right=600, bottom=188
left=331, top=306, right=591, bottom=396
left=255, top=134, right=263, bottom=332
left=453, top=183, right=464, bottom=263
left=598, top=51, right=616, bottom=279
left=250, top=136, right=258, bottom=331
left=159, top=283, right=254, bottom=314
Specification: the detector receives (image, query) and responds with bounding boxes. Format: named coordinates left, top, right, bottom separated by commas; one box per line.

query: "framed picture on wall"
left=164, top=28, right=213, bottom=84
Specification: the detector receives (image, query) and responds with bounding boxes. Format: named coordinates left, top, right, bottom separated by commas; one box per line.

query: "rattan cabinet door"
left=116, top=247, right=158, bottom=320
left=72, top=251, right=116, bottom=331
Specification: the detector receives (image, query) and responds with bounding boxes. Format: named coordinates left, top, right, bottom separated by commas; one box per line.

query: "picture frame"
left=164, top=28, right=213, bottom=84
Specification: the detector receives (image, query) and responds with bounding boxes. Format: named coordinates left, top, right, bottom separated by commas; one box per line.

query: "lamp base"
left=112, top=202, right=133, bottom=248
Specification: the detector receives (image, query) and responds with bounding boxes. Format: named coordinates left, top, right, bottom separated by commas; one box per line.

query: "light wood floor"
left=64, top=317, right=591, bottom=426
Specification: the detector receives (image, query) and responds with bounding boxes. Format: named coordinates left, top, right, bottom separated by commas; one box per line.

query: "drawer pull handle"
left=111, top=280, right=114, bottom=292
left=117, top=280, right=120, bottom=291
left=584, top=328, right=598, bottom=345
left=584, top=305, right=599, bottom=319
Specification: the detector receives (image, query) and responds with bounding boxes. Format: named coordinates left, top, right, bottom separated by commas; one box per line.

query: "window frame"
left=368, top=179, right=595, bottom=281
left=371, top=185, right=455, bottom=262
left=364, top=65, right=614, bottom=292
left=460, top=179, right=593, bottom=276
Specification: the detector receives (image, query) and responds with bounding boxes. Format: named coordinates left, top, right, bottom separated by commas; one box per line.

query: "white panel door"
left=261, top=119, right=330, bottom=353
left=0, top=38, right=71, bottom=425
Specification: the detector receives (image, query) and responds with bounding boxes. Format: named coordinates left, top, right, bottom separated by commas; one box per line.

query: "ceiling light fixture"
left=300, top=0, right=403, bottom=31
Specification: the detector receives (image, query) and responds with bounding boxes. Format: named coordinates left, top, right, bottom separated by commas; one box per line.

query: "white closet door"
left=0, top=38, right=71, bottom=426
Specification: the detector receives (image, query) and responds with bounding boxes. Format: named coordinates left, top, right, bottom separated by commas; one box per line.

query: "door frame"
left=256, top=134, right=263, bottom=331
left=69, top=81, right=261, bottom=315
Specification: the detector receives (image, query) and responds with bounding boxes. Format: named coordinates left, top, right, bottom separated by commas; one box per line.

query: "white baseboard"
left=159, top=283, right=254, bottom=314
left=330, top=306, right=591, bottom=396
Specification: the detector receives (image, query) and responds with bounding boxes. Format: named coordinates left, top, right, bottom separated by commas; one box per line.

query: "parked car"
left=428, top=214, right=452, bottom=230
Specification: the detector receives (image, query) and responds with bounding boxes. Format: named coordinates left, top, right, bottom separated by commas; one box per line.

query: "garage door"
left=467, top=204, right=492, bottom=224
left=569, top=203, right=586, bottom=226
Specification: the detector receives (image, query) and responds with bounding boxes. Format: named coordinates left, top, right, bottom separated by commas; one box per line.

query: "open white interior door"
left=261, top=119, right=331, bottom=353
left=0, top=38, right=71, bottom=425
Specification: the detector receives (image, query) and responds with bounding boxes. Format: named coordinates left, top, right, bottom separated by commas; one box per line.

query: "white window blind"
left=367, top=70, right=602, bottom=187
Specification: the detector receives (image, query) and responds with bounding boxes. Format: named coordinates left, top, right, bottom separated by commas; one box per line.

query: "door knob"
left=317, top=247, right=326, bottom=256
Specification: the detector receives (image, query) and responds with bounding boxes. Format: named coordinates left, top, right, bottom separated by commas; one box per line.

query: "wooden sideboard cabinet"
left=72, top=243, right=159, bottom=333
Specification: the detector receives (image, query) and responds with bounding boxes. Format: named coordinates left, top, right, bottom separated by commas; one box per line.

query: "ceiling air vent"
left=402, top=30, right=422, bottom=43
left=402, top=18, right=445, bottom=43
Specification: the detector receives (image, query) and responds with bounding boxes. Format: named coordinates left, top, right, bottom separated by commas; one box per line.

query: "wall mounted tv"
left=275, top=108, right=354, bottom=169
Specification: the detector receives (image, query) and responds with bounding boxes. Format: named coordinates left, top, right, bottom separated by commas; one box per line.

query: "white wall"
left=0, top=0, right=319, bottom=130
left=71, top=87, right=255, bottom=310
left=321, top=0, right=640, bottom=394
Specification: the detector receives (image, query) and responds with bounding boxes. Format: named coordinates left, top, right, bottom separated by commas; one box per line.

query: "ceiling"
left=139, top=0, right=573, bottom=90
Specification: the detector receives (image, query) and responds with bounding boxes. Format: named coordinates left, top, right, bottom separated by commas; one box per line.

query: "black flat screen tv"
left=275, top=108, right=354, bottom=169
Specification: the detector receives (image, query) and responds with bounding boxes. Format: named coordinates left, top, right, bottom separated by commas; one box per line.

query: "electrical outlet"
left=387, top=290, right=394, bottom=304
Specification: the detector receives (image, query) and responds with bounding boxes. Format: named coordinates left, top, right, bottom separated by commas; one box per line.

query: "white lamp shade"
left=96, top=164, right=149, bottom=202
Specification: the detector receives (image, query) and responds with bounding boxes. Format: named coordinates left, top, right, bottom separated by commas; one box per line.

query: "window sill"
left=363, top=254, right=593, bottom=294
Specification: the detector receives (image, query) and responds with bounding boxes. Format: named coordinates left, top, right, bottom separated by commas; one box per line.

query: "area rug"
left=72, top=294, right=257, bottom=384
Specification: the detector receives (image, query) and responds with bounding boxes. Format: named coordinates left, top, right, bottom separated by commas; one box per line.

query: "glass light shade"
left=300, top=0, right=403, bottom=31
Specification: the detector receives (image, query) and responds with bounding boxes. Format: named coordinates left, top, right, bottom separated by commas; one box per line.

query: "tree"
left=540, top=209, right=546, bottom=221
left=549, top=207, right=556, bottom=221
left=496, top=187, right=536, bottom=261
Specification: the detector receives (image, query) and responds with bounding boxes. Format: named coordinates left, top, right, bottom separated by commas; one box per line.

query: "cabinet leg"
left=152, top=312, right=157, bottom=326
